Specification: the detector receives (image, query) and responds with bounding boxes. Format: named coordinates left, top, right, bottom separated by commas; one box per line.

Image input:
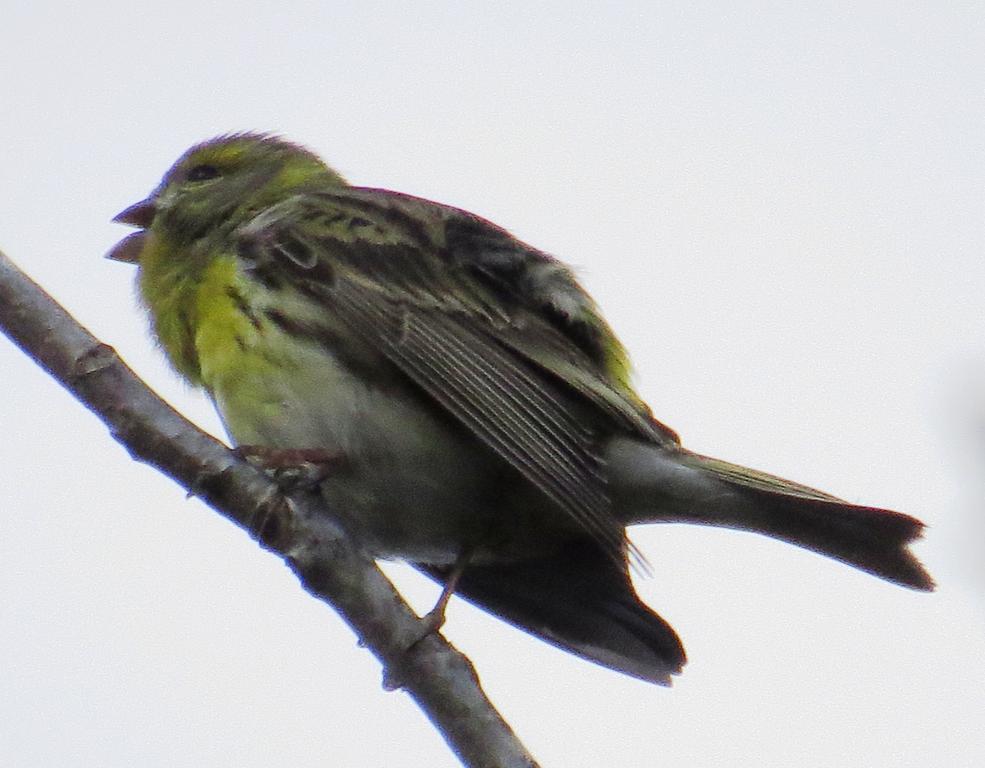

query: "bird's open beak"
left=106, top=197, right=157, bottom=263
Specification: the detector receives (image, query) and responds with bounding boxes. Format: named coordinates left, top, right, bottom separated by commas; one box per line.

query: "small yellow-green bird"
left=109, top=133, right=932, bottom=685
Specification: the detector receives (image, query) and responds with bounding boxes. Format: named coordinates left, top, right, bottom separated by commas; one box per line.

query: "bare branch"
left=0, top=248, right=539, bottom=768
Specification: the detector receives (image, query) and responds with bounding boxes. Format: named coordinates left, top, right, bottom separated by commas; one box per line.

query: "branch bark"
left=0, top=248, right=539, bottom=768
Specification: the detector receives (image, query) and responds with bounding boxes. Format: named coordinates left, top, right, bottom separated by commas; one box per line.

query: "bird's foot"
left=233, top=445, right=345, bottom=491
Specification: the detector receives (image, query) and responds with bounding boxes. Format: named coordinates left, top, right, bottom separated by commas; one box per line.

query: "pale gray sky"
left=2, top=3, right=984, bottom=766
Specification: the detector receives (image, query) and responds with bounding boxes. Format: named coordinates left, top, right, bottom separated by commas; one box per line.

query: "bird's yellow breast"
left=138, top=234, right=279, bottom=394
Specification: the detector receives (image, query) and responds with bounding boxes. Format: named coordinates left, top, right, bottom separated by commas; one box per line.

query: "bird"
left=108, top=132, right=933, bottom=685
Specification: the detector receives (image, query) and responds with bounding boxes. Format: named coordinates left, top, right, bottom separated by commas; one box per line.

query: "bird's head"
left=107, top=133, right=345, bottom=263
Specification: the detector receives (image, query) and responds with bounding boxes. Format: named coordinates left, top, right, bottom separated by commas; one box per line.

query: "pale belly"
left=207, top=340, right=525, bottom=564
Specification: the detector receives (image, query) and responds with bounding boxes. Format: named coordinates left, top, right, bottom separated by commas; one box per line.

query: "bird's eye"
left=186, top=164, right=221, bottom=182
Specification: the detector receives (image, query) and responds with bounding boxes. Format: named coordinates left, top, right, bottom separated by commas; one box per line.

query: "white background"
left=2, top=3, right=983, bottom=766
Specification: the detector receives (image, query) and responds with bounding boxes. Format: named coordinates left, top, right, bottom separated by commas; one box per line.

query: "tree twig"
left=0, top=248, right=539, bottom=768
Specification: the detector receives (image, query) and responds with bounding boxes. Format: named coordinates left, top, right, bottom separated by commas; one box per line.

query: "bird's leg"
left=419, top=547, right=473, bottom=635
left=233, top=445, right=345, bottom=490
left=381, top=549, right=475, bottom=692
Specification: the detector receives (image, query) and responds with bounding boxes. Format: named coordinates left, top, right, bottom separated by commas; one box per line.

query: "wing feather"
left=236, top=188, right=659, bottom=562
left=329, top=279, right=626, bottom=559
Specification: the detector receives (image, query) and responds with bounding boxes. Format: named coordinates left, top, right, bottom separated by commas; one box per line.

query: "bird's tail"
left=610, top=440, right=934, bottom=591
left=416, top=540, right=686, bottom=685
